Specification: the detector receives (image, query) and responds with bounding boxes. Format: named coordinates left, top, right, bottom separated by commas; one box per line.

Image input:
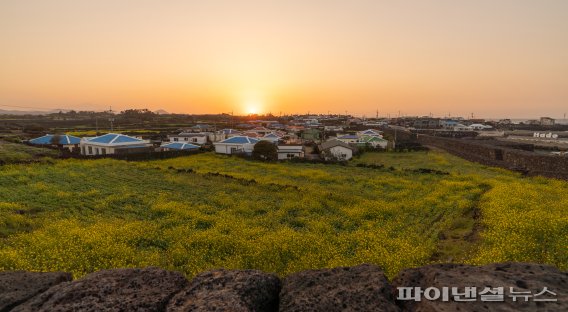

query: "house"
left=268, top=123, right=286, bottom=129
left=286, top=125, right=306, bottom=133
left=440, top=120, right=460, bottom=129
left=324, top=126, right=344, bottom=132
left=189, top=124, right=215, bottom=132
left=357, top=136, right=388, bottom=149
left=413, top=118, right=441, bottom=129
left=161, top=142, right=200, bottom=151
left=356, top=129, right=383, bottom=137
left=277, top=145, right=304, bottom=160
left=336, top=134, right=359, bottom=144
left=540, top=117, right=556, bottom=126
left=168, top=133, right=208, bottom=145
left=80, top=133, right=153, bottom=156
left=319, top=140, right=355, bottom=161
left=453, top=124, right=473, bottom=131
left=249, top=127, right=272, bottom=136
left=213, top=136, right=260, bottom=155
left=260, top=133, right=282, bottom=144
left=301, top=128, right=321, bottom=141
left=28, top=134, right=81, bottom=151
left=218, top=129, right=242, bottom=137
left=469, top=124, right=493, bottom=131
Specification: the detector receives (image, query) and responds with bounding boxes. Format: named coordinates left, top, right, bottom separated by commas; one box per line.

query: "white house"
left=469, top=124, right=493, bottom=131
left=168, top=133, right=208, bottom=145
left=277, top=145, right=304, bottom=160
left=260, top=133, right=282, bottom=144
left=358, top=136, right=388, bottom=149
left=319, top=140, right=355, bottom=161
left=213, top=136, right=260, bottom=155
left=80, top=133, right=153, bottom=156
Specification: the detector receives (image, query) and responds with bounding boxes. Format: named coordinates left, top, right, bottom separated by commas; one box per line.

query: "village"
left=15, top=111, right=568, bottom=163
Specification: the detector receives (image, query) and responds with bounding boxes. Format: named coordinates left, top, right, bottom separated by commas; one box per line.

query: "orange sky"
left=1, top=0, right=567, bottom=118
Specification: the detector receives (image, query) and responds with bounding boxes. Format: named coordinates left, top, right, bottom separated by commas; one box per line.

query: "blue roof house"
left=29, top=134, right=81, bottom=146
left=161, top=142, right=200, bottom=151
left=79, top=133, right=153, bottom=156
left=213, top=136, right=259, bottom=155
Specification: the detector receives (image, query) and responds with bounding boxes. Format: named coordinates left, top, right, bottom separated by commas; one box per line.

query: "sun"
left=244, top=100, right=262, bottom=115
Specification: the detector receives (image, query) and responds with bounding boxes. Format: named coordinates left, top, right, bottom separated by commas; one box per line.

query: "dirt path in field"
left=429, top=184, right=491, bottom=263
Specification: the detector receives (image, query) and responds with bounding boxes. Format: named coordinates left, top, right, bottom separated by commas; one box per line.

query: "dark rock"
left=279, top=264, right=399, bottom=312
left=392, top=262, right=568, bottom=312
left=12, top=267, right=188, bottom=312
left=0, top=271, right=72, bottom=311
left=167, top=269, right=281, bottom=312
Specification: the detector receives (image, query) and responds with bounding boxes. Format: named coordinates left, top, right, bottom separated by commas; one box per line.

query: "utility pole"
left=108, top=106, right=114, bottom=132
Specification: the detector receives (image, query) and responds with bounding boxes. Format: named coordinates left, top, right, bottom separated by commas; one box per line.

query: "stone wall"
left=1, top=263, right=566, bottom=311
left=417, top=135, right=568, bottom=180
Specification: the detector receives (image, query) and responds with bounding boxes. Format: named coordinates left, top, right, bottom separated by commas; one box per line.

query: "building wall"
left=170, top=136, right=207, bottom=144
left=326, top=146, right=353, bottom=160
left=417, top=135, right=568, bottom=180
left=214, top=143, right=255, bottom=155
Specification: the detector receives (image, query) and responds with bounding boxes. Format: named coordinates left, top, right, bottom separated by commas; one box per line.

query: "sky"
left=1, top=0, right=567, bottom=118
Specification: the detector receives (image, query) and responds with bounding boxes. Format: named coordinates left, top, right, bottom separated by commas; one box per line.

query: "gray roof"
left=319, top=139, right=355, bottom=151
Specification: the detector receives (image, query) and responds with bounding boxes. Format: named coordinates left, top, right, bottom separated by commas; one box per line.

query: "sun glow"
left=244, top=99, right=263, bottom=115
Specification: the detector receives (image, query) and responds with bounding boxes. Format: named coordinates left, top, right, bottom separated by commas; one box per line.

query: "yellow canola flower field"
left=0, top=151, right=566, bottom=279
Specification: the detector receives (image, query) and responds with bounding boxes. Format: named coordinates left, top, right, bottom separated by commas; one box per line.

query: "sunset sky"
left=1, top=0, right=567, bottom=118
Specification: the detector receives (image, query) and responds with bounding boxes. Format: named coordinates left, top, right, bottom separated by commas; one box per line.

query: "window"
left=81, top=146, right=86, bottom=155
left=88, top=146, right=92, bottom=154
left=184, top=138, right=188, bottom=141
left=192, top=138, right=197, bottom=142
left=173, top=138, right=179, bottom=142
left=101, top=148, right=106, bottom=155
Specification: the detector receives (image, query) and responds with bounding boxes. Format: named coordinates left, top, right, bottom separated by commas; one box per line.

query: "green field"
left=0, top=151, right=566, bottom=279
left=0, top=141, right=59, bottom=164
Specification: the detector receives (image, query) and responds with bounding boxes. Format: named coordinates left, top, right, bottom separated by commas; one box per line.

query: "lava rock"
left=167, top=269, right=281, bottom=312
left=12, top=267, right=188, bottom=312
left=279, top=264, right=399, bottom=312
left=392, top=262, right=568, bottom=312
left=0, top=271, right=72, bottom=311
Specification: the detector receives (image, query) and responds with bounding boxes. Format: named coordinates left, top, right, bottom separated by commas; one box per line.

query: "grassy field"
left=0, top=141, right=59, bottom=164
left=0, top=150, right=566, bottom=279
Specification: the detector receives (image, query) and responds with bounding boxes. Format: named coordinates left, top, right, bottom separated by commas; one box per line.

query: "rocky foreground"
left=0, top=262, right=566, bottom=312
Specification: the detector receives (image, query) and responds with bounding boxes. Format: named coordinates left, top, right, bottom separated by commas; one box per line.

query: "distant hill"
left=0, top=108, right=73, bottom=115
left=154, top=109, right=169, bottom=115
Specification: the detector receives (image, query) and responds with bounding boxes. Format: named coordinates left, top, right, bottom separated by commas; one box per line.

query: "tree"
left=252, top=141, right=277, bottom=161
left=50, top=134, right=62, bottom=146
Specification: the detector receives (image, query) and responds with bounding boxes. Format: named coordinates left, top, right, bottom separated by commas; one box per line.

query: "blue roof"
left=29, top=134, right=81, bottom=145
left=219, top=136, right=260, bottom=144
left=338, top=135, right=359, bottom=139
left=87, top=133, right=142, bottom=144
left=162, top=142, right=200, bottom=150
